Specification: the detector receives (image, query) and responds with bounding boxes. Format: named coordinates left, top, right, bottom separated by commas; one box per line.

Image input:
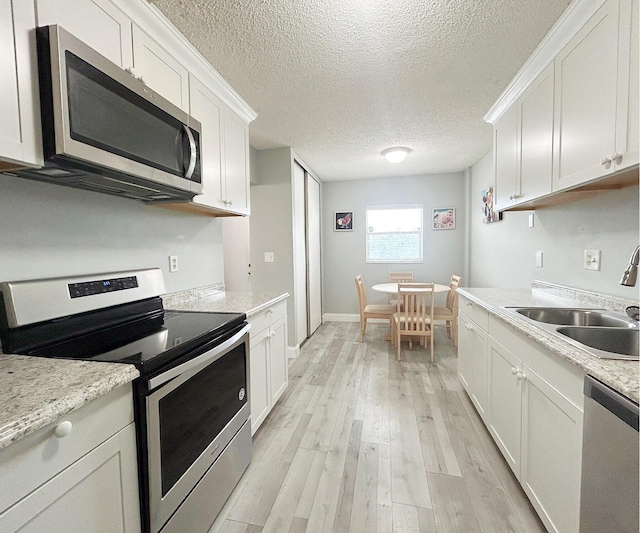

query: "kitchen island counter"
left=457, top=286, right=639, bottom=403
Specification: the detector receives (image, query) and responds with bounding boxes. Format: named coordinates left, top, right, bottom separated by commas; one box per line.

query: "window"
left=366, top=205, right=423, bottom=263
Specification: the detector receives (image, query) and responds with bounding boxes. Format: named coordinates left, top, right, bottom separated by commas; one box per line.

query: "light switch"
left=264, top=252, right=275, bottom=263
left=529, top=214, right=535, bottom=228
left=536, top=251, right=543, bottom=268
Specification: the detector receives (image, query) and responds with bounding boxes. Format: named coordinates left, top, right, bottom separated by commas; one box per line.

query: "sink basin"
left=556, top=327, right=639, bottom=358
left=513, top=308, right=636, bottom=328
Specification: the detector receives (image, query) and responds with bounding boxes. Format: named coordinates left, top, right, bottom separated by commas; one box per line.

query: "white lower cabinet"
left=457, top=306, right=489, bottom=421
left=248, top=300, right=288, bottom=435
left=459, top=304, right=584, bottom=533
left=0, top=384, right=140, bottom=532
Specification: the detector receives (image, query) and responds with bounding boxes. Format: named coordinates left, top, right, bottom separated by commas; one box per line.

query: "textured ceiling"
left=150, top=0, right=572, bottom=181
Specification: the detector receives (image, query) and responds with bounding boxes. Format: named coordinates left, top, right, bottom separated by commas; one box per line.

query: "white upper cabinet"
left=222, top=107, right=250, bottom=214
left=188, top=75, right=251, bottom=216
left=0, top=0, right=42, bottom=168
left=131, top=25, right=189, bottom=111
left=552, top=0, right=620, bottom=190
left=36, top=0, right=133, bottom=68
left=189, top=75, right=225, bottom=209
left=487, top=0, right=639, bottom=210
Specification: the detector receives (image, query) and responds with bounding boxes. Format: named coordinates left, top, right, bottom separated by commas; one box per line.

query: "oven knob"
left=54, top=420, right=73, bottom=438
left=238, top=388, right=246, bottom=401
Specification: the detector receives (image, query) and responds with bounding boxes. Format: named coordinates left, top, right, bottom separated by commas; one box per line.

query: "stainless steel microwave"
left=9, top=25, right=202, bottom=202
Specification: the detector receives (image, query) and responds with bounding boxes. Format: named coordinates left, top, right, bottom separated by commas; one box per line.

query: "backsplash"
left=532, top=280, right=639, bottom=313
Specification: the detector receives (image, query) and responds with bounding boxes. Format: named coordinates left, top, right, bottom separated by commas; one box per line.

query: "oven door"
left=145, top=324, right=250, bottom=533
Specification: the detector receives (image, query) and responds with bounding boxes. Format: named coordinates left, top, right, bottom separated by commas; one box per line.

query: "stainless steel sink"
left=504, top=306, right=639, bottom=360
left=557, top=327, right=639, bottom=358
left=514, top=308, right=635, bottom=327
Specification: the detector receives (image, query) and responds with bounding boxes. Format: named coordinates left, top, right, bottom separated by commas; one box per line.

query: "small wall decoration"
left=432, top=207, right=455, bottom=230
left=334, top=211, right=354, bottom=231
left=482, top=186, right=503, bottom=223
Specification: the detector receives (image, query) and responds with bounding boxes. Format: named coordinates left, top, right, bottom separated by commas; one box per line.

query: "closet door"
left=293, top=163, right=308, bottom=347
left=306, top=174, right=322, bottom=335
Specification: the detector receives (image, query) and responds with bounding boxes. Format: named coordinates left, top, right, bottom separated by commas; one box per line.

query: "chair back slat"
left=355, top=275, right=366, bottom=313
left=389, top=271, right=414, bottom=283
left=397, top=283, right=435, bottom=333
left=446, top=275, right=462, bottom=311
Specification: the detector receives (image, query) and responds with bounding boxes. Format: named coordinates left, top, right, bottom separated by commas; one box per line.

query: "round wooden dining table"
left=371, top=282, right=450, bottom=295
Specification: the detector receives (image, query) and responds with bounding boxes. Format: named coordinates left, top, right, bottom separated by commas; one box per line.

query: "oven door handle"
left=148, top=323, right=250, bottom=390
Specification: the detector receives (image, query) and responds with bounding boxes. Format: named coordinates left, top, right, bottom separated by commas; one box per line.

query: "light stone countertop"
left=457, top=287, right=639, bottom=403
left=0, top=353, right=138, bottom=450
left=164, top=290, right=289, bottom=317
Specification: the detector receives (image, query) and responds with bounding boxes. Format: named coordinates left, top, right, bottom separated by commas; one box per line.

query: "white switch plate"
left=584, top=250, right=601, bottom=271
left=529, top=214, right=535, bottom=228
left=264, top=252, right=275, bottom=263
left=536, top=250, right=543, bottom=268
left=169, top=255, right=179, bottom=272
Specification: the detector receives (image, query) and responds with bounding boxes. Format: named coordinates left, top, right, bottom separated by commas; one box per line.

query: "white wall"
left=0, top=174, right=224, bottom=292
left=469, top=151, right=640, bottom=299
left=322, top=172, right=468, bottom=314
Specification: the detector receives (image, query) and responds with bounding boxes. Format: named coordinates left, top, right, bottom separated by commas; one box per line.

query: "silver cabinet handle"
left=516, top=371, right=526, bottom=381
left=511, top=367, right=518, bottom=375
left=183, top=125, right=197, bottom=180
left=611, top=152, right=622, bottom=164
left=54, top=420, right=73, bottom=438
left=600, top=156, right=612, bottom=166
left=465, top=323, right=473, bottom=330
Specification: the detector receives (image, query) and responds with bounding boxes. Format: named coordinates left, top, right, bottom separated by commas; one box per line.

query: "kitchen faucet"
left=620, top=245, right=640, bottom=286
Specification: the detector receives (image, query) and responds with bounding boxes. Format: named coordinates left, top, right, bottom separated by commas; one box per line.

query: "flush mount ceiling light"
left=382, top=147, right=411, bottom=163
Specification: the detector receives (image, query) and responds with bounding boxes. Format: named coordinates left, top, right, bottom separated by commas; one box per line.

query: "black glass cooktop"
left=22, top=310, right=246, bottom=375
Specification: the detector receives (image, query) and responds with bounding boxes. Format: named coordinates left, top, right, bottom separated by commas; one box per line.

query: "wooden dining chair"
left=432, top=275, right=462, bottom=346
left=393, top=283, right=435, bottom=362
left=355, top=275, right=395, bottom=342
left=389, top=271, right=414, bottom=307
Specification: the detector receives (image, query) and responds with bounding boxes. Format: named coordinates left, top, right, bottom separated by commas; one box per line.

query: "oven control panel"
left=68, top=275, right=138, bottom=298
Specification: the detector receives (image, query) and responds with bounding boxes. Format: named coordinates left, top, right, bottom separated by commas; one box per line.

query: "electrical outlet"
left=264, top=252, right=275, bottom=263
left=169, top=255, right=179, bottom=272
left=584, top=250, right=601, bottom=271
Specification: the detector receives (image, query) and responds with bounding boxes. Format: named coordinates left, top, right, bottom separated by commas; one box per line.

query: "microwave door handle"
left=183, top=125, right=197, bottom=180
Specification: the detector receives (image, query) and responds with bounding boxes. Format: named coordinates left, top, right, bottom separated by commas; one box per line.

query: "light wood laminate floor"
left=210, top=322, right=546, bottom=533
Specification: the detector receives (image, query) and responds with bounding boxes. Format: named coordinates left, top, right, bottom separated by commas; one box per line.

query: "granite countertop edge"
left=457, top=287, right=639, bottom=404
left=0, top=356, right=139, bottom=450
left=164, top=290, right=289, bottom=317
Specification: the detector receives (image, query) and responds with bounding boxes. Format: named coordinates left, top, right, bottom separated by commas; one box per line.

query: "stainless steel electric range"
left=0, top=268, right=252, bottom=533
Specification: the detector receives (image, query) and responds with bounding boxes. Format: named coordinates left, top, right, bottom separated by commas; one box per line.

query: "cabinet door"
left=189, top=75, right=225, bottom=210
left=519, top=63, right=554, bottom=203
left=223, top=107, right=250, bottom=215
left=250, top=329, right=270, bottom=436
left=469, top=323, right=489, bottom=422
left=0, top=0, right=42, bottom=168
left=36, top=0, right=133, bottom=68
left=493, top=104, right=519, bottom=211
left=487, top=339, right=523, bottom=477
left=132, top=25, right=189, bottom=111
left=457, top=312, right=473, bottom=391
left=269, top=316, right=288, bottom=406
left=614, top=0, right=639, bottom=171
left=521, top=366, right=583, bottom=533
left=0, top=423, right=140, bottom=533
left=552, top=0, right=620, bottom=190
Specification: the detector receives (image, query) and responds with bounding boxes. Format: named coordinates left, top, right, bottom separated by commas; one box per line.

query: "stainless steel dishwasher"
left=580, top=375, right=639, bottom=533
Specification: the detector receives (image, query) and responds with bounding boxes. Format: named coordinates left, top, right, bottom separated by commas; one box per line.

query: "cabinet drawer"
left=0, top=383, right=134, bottom=512
left=459, top=296, right=489, bottom=331
left=248, top=300, right=287, bottom=337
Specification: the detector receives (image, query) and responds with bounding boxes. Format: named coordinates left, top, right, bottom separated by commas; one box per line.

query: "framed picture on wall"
left=334, top=211, right=353, bottom=231
left=432, top=207, right=455, bottom=230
